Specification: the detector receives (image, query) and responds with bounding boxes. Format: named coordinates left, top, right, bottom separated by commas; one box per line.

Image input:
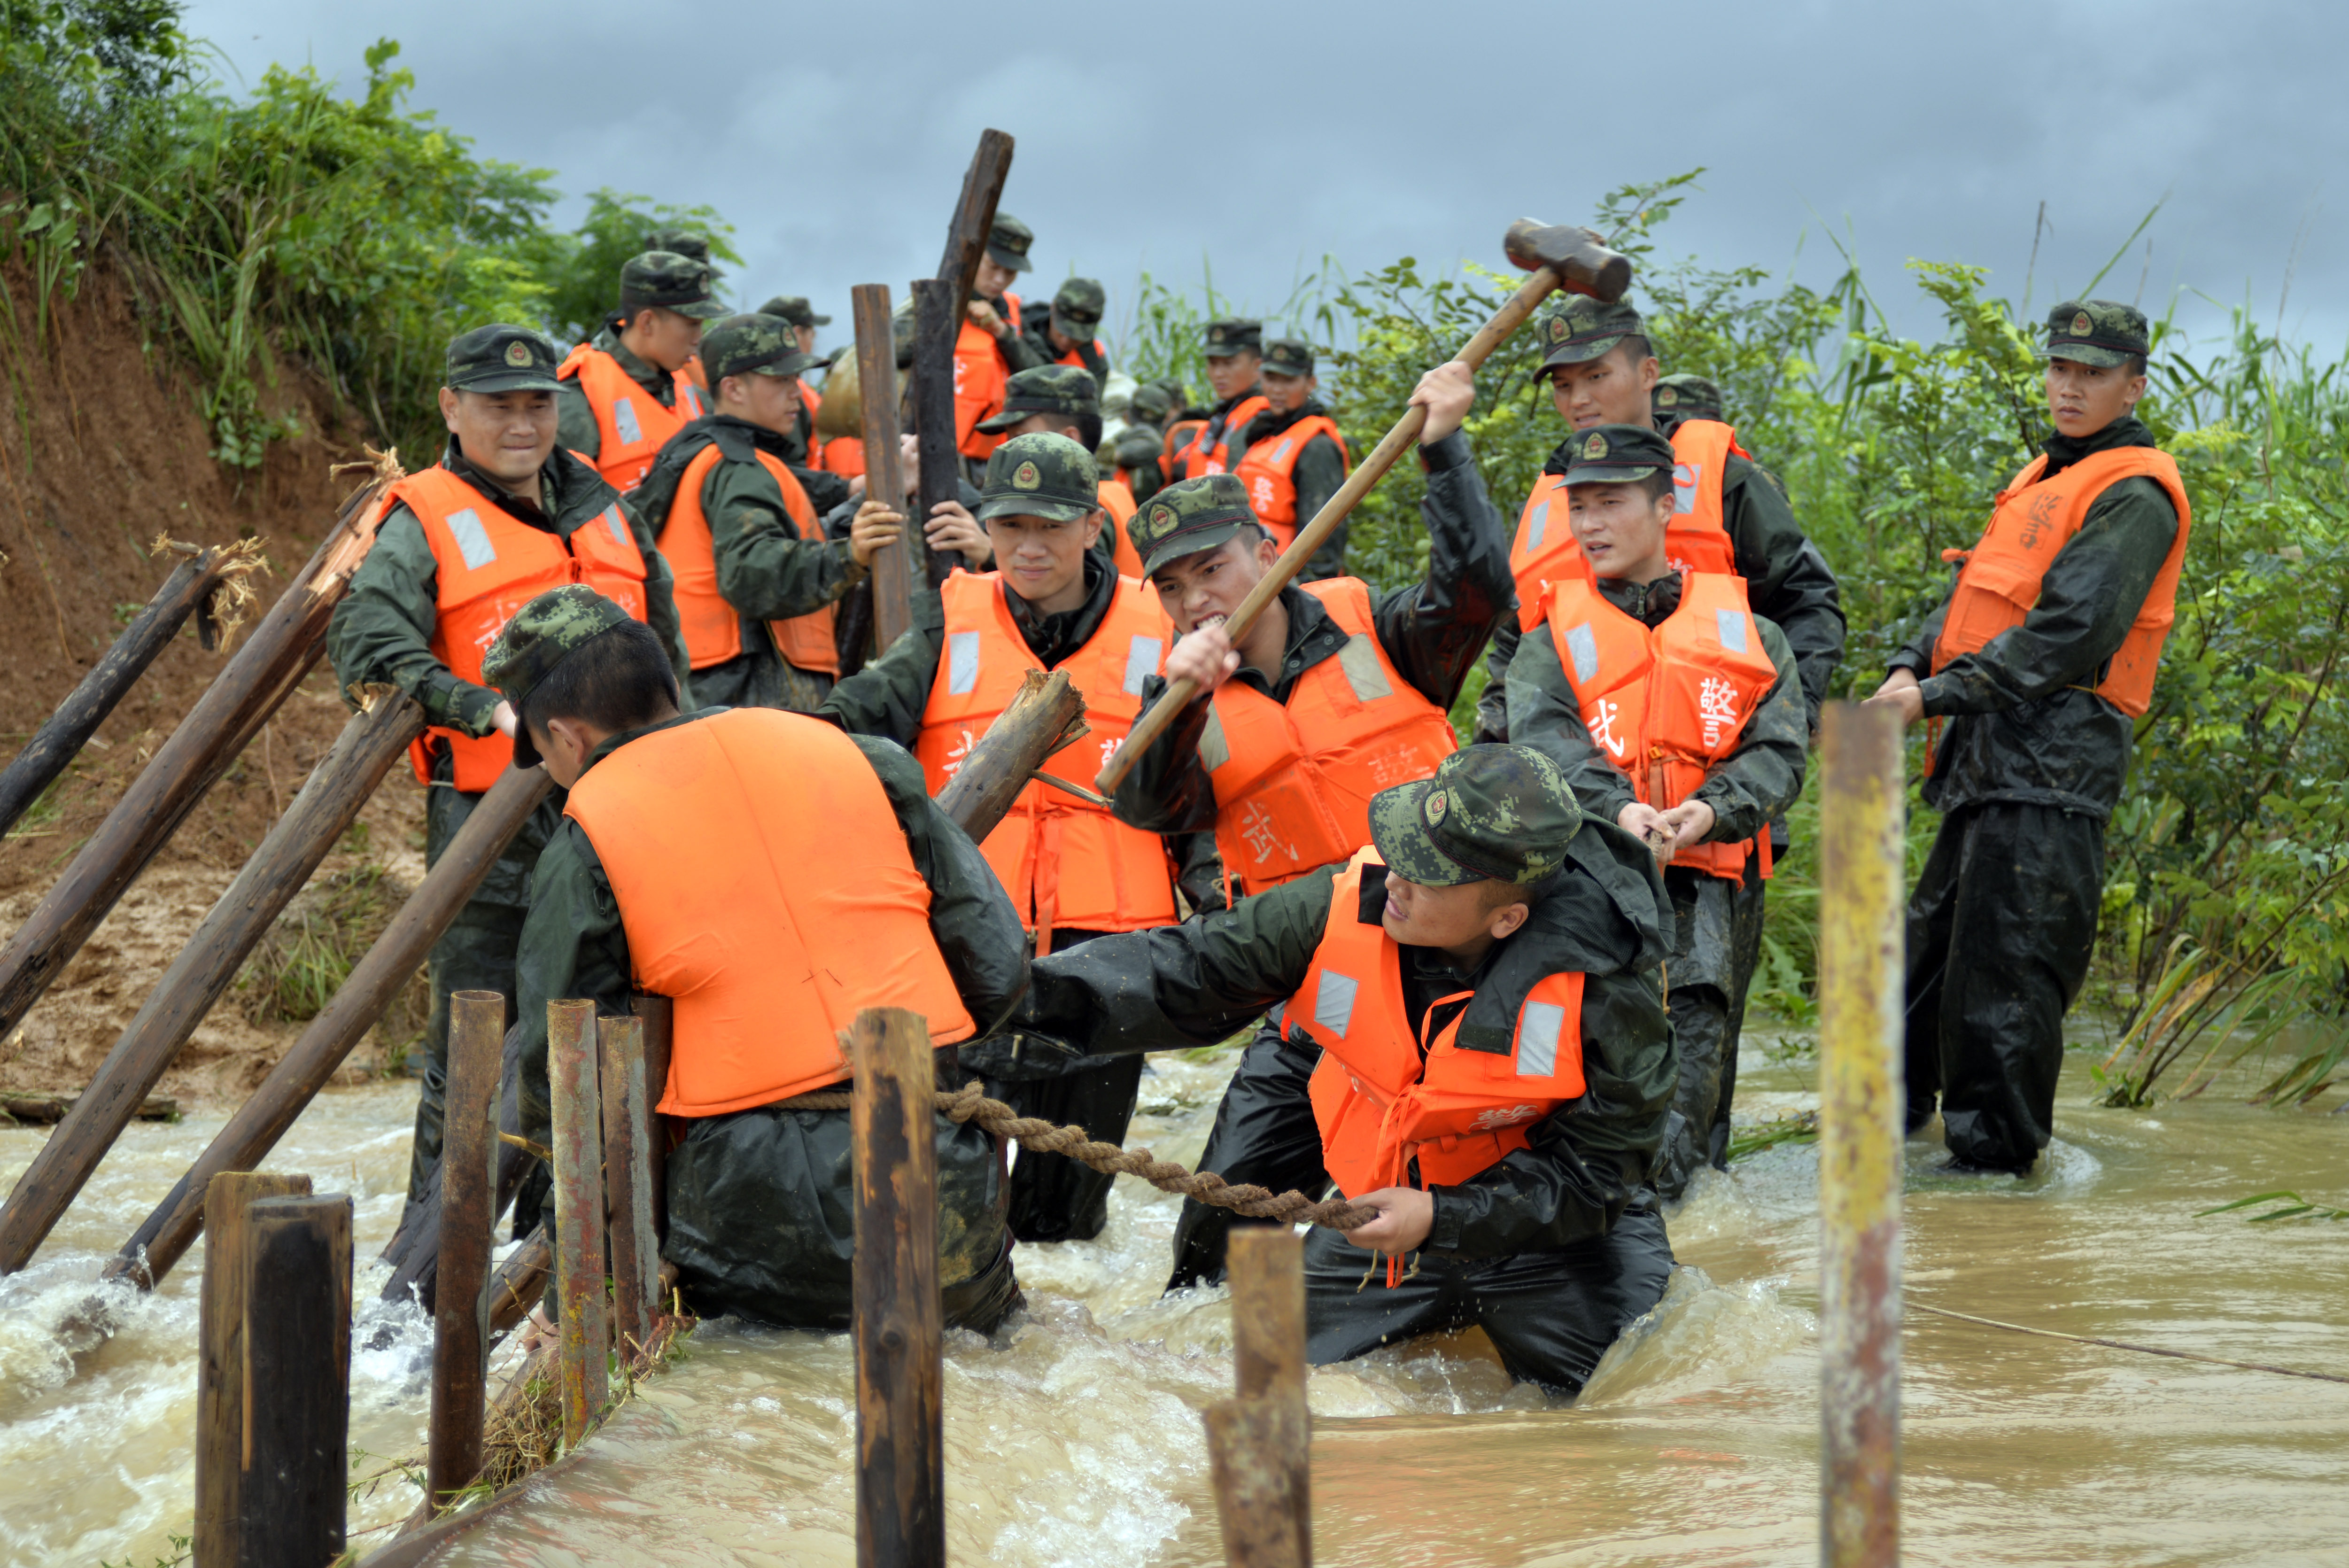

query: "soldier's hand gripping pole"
left=1095, top=219, right=1630, bottom=796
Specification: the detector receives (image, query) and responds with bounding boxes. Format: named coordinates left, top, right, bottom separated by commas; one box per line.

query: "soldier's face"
left=2044, top=357, right=2147, bottom=438
left=623, top=306, right=705, bottom=373
left=1380, top=873, right=1530, bottom=959
left=1567, top=481, right=1675, bottom=584
left=987, top=511, right=1103, bottom=613
left=1263, top=370, right=1316, bottom=413
left=793, top=324, right=817, bottom=356
left=975, top=257, right=1018, bottom=300
left=1205, top=351, right=1261, bottom=400
left=1150, top=533, right=1278, bottom=634
left=1550, top=348, right=1659, bottom=430
left=719, top=371, right=801, bottom=435
left=440, top=388, right=558, bottom=484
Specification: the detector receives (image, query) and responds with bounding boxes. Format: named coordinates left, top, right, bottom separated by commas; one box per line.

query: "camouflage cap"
left=479, top=586, right=635, bottom=768
left=976, top=432, right=1101, bottom=524
left=1652, top=373, right=1723, bottom=422
left=618, top=250, right=727, bottom=320
left=987, top=212, right=1035, bottom=274
left=1558, top=422, right=1675, bottom=485
left=1535, top=296, right=1648, bottom=372
left=1153, top=376, right=1190, bottom=411
left=977, top=365, right=1100, bottom=433
left=1203, top=318, right=1263, bottom=358
left=1127, top=474, right=1257, bottom=576
left=702, top=313, right=823, bottom=384
left=641, top=227, right=710, bottom=265
left=1126, top=382, right=1174, bottom=427
left=1262, top=338, right=1316, bottom=379
left=756, top=294, right=831, bottom=328
left=1052, top=277, right=1106, bottom=328
left=2044, top=299, right=2150, bottom=368
left=1369, top=745, right=1582, bottom=889
left=445, top=323, right=564, bottom=394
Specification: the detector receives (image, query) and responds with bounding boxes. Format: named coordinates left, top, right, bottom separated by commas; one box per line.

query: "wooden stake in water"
left=1816, top=703, right=1905, bottom=1568
left=1206, top=1228, right=1313, bottom=1568
left=426, top=990, right=504, bottom=1508
left=548, top=998, right=609, bottom=1446
left=194, top=1170, right=311, bottom=1568
left=598, top=1012, right=658, bottom=1357
left=237, top=1194, right=352, bottom=1568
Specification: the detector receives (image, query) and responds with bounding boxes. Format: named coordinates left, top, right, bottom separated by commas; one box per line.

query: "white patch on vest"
left=1123, top=634, right=1163, bottom=696
left=1273, top=438, right=1294, bottom=462
left=602, top=505, right=632, bottom=551
left=1526, top=498, right=1550, bottom=551
left=1517, top=1000, right=1565, bottom=1078
left=613, top=396, right=643, bottom=447
left=947, top=631, right=981, bottom=695
left=1336, top=635, right=1392, bottom=702
left=1198, top=705, right=1230, bottom=771
left=1564, top=621, right=1600, bottom=686
left=1673, top=462, right=1700, bottom=515
left=445, top=508, right=497, bottom=571
left=1716, top=607, right=1748, bottom=653
left=1314, top=970, right=1359, bottom=1039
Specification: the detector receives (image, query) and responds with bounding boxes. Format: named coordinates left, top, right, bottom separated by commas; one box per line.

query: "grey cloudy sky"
left=186, top=0, right=2344, bottom=365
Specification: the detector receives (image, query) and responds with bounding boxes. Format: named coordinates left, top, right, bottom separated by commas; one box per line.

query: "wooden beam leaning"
left=194, top=1170, right=311, bottom=1568
left=912, top=128, right=1014, bottom=591
left=0, top=687, right=425, bottom=1277
left=598, top=1012, right=657, bottom=1358
left=110, top=763, right=554, bottom=1292
left=236, top=1193, right=352, bottom=1568
left=0, top=543, right=245, bottom=839
left=931, top=669, right=1087, bottom=840
left=547, top=999, right=609, bottom=1446
left=1816, top=703, right=1905, bottom=1568
left=1203, top=1229, right=1313, bottom=1568
left=426, top=990, right=504, bottom=1512
left=851, top=1007, right=944, bottom=1568
left=852, top=283, right=913, bottom=653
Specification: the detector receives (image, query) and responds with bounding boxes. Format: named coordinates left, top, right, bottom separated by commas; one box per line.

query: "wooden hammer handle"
left=1095, top=264, right=1566, bottom=796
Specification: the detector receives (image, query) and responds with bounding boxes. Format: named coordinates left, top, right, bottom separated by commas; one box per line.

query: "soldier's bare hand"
left=967, top=298, right=1008, bottom=338
left=924, top=500, right=991, bottom=566
left=1340, top=1186, right=1434, bottom=1253
left=898, top=433, right=923, bottom=500
left=1864, top=668, right=1925, bottom=728
left=1165, top=622, right=1241, bottom=692
left=1658, top=799, right=1717, bottom=855
left=1617, top=801, right=1674, bottom=862
left=849, top=500, right=905, bottom=567
left=490, top=700, right=518, bottom=740
left=1410, top=360, right=1476, bottom=445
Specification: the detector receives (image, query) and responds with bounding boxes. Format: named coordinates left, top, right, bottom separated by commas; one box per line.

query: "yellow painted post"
left=1817, top=703, right=1904, bottom=1568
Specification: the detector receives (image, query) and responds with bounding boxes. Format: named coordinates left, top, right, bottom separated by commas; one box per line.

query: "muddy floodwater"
left=3, top=1037, right=2344, bottom=1567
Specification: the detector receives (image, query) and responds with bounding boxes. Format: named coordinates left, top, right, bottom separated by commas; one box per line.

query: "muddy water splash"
left=5, top=1044, right=2346, bottom=1566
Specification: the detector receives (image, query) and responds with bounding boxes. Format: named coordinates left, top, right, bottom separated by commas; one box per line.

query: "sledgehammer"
left=1095, top=219, right=1631, bottom=795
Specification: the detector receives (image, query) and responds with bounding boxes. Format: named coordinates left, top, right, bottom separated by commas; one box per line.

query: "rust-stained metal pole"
left=598, top=1013, right=657, bottom=1358
left=1816, top=702, right=1904, bottom=1568
left=426, top=990, right=503, bottom=1510
left=547, top=999, right=609, bottom=1446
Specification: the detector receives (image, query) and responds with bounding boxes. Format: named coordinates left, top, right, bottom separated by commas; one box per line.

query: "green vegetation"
left=2196, top=1189, right=2349, bottom=1224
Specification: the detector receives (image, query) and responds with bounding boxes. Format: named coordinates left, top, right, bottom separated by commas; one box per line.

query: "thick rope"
left=779, top=1079, right=1376, bottom=1232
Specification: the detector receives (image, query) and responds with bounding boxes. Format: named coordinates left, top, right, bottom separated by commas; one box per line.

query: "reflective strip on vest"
left=446, top=509, right=496, bottom=571
left=1314, top=970, right=1359, bottom=1037
left=1509, top=419, right=1745, bottom=623
left=558, top=343, right=702, bottom=493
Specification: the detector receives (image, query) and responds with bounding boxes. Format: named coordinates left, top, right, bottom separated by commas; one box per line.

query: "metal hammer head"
left=1505, top=220, right=1633, bottom=303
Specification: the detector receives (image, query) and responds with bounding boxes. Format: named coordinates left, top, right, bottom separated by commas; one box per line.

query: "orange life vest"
left=1056, top=337, right=1109, bottom=372
left=557, top=343, right=707, bottom=495
left=1931, top=446, right=2192, bottom=719
left=914, top=570, right=1178, bottom=947
left=662, top=442, right=840, bottom=677
left=1176, top=394, right=1271, bottom=480
left=1509, top=419, right=1746, bottom=611
left=1234, top=413, right=1350, bottom=551
left=387, top=466, right=650, bottom=792
left=564, top=708, right=975, bottom=1118
left=819, top=435, right=865, bottom=478
left=1302, top=849, right=1587, bottom=1209
left=799, top=384, right=827, bottom=469
left=1538, top=571, right=1780, bottom=880
left=954, top=318, right=1009, bottom=462
left=1098, top=478, right=1142, bottom=578
left=1201, top=578, right=1458, bottom=896
left=1159, top=418, right=1206, bottom=485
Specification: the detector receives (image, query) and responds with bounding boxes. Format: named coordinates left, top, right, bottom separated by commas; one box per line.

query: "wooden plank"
left=547, top=999, right=608, bottom=1445
left=1222, top=1228, right=1311, bottom=1563
left=0, top=1092, right=175, bottom=1124
left=193, top=1170, right=310, bottom=1568
left=852, top=283, right=912, bottom=654
left=851, top=1007, right=943, bottom=1568
left=598, top=1013, right=657, bottom=1358
left=908, top=277, right=963, bottom=590
left=236, top=1193, right=352, bottom=1568
left=930, top=669, right=1087, bottom=843
left=425, top=990, right=503, bottom=1511
left=931, top=128, right=1016, bottom=317
left=1202, top=1397, right=1310, bottom=1568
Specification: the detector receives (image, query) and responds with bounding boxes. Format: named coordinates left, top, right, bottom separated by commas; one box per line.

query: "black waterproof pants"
left=1301, top=1201, right=1675, bottom=1394
left=1167, top=1019, right=1329, bottom=1290
left=663, top=1092, right=1019, bottom=1332
left=987, top=928, right=1144, bottom=1244
left=1653, top=859, right=1768, bottom=1201
left=404, top=898, right=525, bottom=1211
left=1903, top=801, right=2105, bottom=1171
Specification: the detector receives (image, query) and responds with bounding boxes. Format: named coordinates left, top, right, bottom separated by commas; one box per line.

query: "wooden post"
left=0, top=688, right=425, bottom=1277
left=110, top=763, right=554, bottom=1292
left=908, top=277, right=963, bottom=590
left=598, top=1013, right=657, bottom=1358
left=931, top=669, right=1088, bottom=841
left=547, top=999, right=609, bottom=1446
left=853, top=283, right=913, bottom=654
left=0, top=545, right=244, bottom=839
left=632, top=993, right=674, bottom=1251
left=193, top=1171, right=311, bottom=1568
left=235, top=1194, right=352, bottom=1568
left=426, top=991, right=504, bottom=1511
left=851, top=1007, right=943, bottom=1568
left=1816, top=703, right=1904, bottom=1568
left=1203, top=1229, right=1312, bottom=1568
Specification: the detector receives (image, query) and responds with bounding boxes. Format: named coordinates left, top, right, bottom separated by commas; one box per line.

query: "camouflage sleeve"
left=1108, top=673, right=1221, bottom=835
left=1687, top=617, right=1809, bottom=842
left=1723, top=455, right=1845, bottom=726
left=615, top=493, right=697, bottom=711
left=814, top=588, right=948, bottom=749
left=996, top=326, right=1047, bottom=373
left=706, top=456, right=867, bottom=621
left=1294, top=433, right=1350, bottom=581
left=325, top=507, right=502, bottom=735
left=1502, top=620, right=1638, bottom=827
left=1917, top=476, right=2178, bottom=718
left=554, top=379, right=600, bottom=462
left=1367, top=430, right=1513, bottom=710
left=1474, top=616, right=1520, bottom=744
left=509, top=819, right=635, bottom=1149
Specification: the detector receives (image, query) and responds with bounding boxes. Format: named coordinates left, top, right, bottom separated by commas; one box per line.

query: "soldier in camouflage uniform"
left=1021, top=277, right=1111, bottom=380
left=1007, top=745, right=1677, bottom=1394
left=326, top=326, right=692, bottom=1224
left=480, top=587, right=1032, bottom=1330
left=756, top=295, right=834, bottom=464
left=974, top=365, right=1140, bottom=573
left=555, top=252, right=728, bottom=484
left=1116, top=381, right=1175, bottom=504
left=1650, top=372, right=1723, bottom=433
left=1239, top=337, right=1351, bottom=581
left=1504, top=425, right=1809, bottom=1200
